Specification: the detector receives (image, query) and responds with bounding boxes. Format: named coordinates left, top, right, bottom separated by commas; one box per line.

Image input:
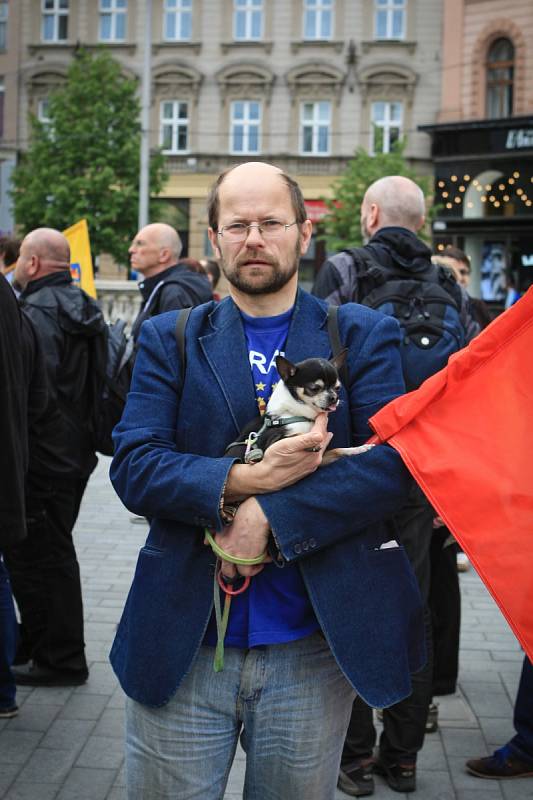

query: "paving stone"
left=58, top=694, right=110, bottom=721
left=20, top=687, right=74, bottom=706
left=448, top=755, right=504, bottom=792
left=16, top=747, right=76, bottom=783
left=440, top=728, right=487, bottom=758
left=418, top=737, right=449, bottom=771
left=91, top=709, right=124, bottom=739
left=7, top=703, right=62, bottom=733
left=416, top=769, right=455, bottom=798
left=55, top=766, right=116, bottom=800
left=0, top=764, right=22, bottom=794
left=501, top=778, right=533, bottom=799
left=0, top=730, right=43, bottom=765
left=476, top=716, right=516, bottom=747
left=3, top=783, right=60, bottom=800
left=105, top=788, right=126, bottom=800
left=455, top=791, right=504, bottom=800
left=39, top=718, right=96, bottom=753
left=76, top=734, right=124, bottom=770
left=460, top=689, right=513, bottom=718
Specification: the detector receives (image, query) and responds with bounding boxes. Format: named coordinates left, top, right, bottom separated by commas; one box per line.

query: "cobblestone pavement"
left=1, top=457, right=532, bottom=800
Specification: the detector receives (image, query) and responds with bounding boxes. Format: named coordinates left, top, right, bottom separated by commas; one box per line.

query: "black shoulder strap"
left=175, top=306, right=192, bottom=384
left=327, top=305, right=349, bottom=387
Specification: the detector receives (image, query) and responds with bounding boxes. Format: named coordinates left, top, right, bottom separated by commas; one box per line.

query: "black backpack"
left=89, top=320, right=135, bottom=455
left=345, top=249, right=466, bottom=391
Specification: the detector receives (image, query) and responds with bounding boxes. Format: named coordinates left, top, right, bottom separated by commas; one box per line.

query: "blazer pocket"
left=140, top=544, right=165, bottom=558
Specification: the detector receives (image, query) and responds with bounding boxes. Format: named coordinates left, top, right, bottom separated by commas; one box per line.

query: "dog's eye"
left=307, top=383, right=321, bottom=394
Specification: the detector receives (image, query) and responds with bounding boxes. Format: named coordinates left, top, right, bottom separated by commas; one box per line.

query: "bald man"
left=109, top=163, right=424, bottom=799
left=129, top=222, right=212, bottom=341
left=313, top=176, right=479, bottom=795
left=6, top=228, right=106, bottom=688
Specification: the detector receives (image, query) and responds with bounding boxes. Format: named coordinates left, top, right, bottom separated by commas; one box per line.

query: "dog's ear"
left=276, top=355, right=298, bottom=382
left=330, top=348, right=348, bottom=371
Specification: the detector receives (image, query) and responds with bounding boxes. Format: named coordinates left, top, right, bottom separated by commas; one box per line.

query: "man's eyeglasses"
left=217, top=220, right=298, bottom=243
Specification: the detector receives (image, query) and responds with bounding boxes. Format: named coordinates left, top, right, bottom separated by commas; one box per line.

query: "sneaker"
left=466, top=746, right=533, bottom=779
left=0, top=705, right=19, bottom=719
left=426, top=702, right=439, bottom=733
left=457, top=552, right=470, bottom=572
left=374, top=760, right=416, bottom=793
left=338, top=761, right=375, bottom=797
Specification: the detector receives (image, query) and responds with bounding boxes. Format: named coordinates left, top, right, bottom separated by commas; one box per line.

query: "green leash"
left=205, top=530, right=268, bottom=672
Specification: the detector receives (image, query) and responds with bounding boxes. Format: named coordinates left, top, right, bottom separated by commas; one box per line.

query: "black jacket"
left=131, top=263, right=213, bottom=341
left=20, top=272, right=106, bottom=479
left=312, top=227, right=479, bottom=343
left=0, top=277, right=48, bottom=546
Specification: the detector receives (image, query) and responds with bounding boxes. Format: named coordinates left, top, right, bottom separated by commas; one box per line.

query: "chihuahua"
left=225, top=350, right=373, bottom=465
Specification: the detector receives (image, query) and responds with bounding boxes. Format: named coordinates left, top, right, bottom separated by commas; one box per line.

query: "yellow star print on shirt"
left=255, top=382, right=266, bottom=392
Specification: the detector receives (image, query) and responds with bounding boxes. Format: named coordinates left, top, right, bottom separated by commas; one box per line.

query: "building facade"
left=16, top=0, right=443, bottom=279
left=422, top=0, right=533, bottom=309
left=0, top=0, right=21, bottom=232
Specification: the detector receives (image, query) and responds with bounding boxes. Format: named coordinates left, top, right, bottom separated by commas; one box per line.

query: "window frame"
left=230, top=99, right=262, bottom=155
left=302, top=0, right=334, bottom=41
left=374, top=0, right=406, bottom=41
left=0, top=2, right=8, bottom=51
left=163, top=0, right=192, bottom=42
left=300, top=100, right=331, bottom=156
left=99, top=0, right=127, bottom=43
left=159, top=99, right=190, bottom=155
left=370, top=100, right=403, bottom=154
left=41, top=0, right=69, bottom=43
left=486, top=37, right=514, bottom=119
left=233, top=0, right=263, bottom=41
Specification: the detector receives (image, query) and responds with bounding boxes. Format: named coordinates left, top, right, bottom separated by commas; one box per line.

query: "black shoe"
left=12, top=662, right=88, bottom=687
left=466, top=746, right=533, bottom=779
left=0, top=705, right=19, bottom=719
left=338, top=761, right=375, bottom=797
left=374, top=760, right=416, bottom=793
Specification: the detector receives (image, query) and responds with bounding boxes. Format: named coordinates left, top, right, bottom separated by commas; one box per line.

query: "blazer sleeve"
left=257, top=310, right=412, bottom=561
left=110, top=317, right=235, bottom=529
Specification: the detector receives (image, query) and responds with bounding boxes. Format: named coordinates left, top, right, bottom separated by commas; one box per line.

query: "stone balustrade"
left=95, top=279, right=141, bottom=332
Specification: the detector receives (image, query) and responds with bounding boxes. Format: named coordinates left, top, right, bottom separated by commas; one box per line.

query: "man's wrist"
left=224, top=462, right=271, bottom=503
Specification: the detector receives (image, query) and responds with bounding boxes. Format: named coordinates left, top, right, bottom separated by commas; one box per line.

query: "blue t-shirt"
left=204, top=307, right=319, bottom=648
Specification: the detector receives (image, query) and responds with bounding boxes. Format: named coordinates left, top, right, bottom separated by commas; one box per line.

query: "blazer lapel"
left=199, top=298, right=258, bottom=435
left=284, top=289, right=332, bottom=363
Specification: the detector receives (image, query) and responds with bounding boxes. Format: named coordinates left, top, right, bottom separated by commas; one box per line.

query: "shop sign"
left=506, top=129, right=533, bottom=150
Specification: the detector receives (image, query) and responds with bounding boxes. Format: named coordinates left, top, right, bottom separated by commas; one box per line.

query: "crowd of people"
left=0, top=164, right=531, bottom=800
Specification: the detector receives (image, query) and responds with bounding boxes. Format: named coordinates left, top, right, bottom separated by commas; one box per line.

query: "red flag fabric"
left=369, top=286, right=533, bottom=661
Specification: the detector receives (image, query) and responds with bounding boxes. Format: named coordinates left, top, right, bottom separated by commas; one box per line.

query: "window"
left=99, top=0, right=127, bottom=42
left=303, top=0, right=333, bottom=40
left=0, top=2, right=8, bottom=51
left=37, top=98, right=51, bottom=125
left=230, top=101, right=261, bottom=154
left=371, top=101, right=402, bottom=153
left=233, top=0, right=263, bottom=41
left=163, top=0, right=192, bottom=41
left=160, top=101, right=189, bottom=153
left=486, top=38, right=514, bottom=119
left=375, top=0, right=405, bottom=40
left=300, top=101, right=331, bottom=155
left=42, top=0, right=69, bottom=42
left=0, top=79, right=4, bottom=139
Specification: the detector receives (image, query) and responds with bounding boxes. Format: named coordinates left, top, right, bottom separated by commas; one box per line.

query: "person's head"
left=436, top=246, right=472, bottom=288
left=14, top=228, right=71, bottom=291
left=179, top=257, right=206, bottom=275
left=0, top=235, right=21, bottom=273
left=199, top=258, right=221, bottom=289
left=360, top=176, right=426, bottom=242
left=128, top=223, right=182, bottom=279
left=207, top=162, right=312, bottom=305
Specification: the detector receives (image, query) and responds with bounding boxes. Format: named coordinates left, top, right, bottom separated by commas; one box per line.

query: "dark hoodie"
left=132, top=262, right=213, bottom=342
left=312, top=226, right=479, bottom=343
left=20, top=272, right=106, bottom=478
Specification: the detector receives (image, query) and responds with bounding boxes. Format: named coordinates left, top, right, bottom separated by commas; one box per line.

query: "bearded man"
left=109, top=162, right=424, bottom=800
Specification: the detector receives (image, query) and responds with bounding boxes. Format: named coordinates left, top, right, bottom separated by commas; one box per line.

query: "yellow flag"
left=62, top=219, right=96, bottom=298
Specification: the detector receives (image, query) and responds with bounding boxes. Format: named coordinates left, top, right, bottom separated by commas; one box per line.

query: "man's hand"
left=224, top=413, right=333, bottom=501
left=212, top=497, right=272, bottom=579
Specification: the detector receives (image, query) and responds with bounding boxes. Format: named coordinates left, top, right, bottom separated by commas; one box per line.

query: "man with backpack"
left=129, top=222, right=213, bottom=342
left=313, top=175, right=479, bottom=795
left=6, top=228, right=106, bottom=687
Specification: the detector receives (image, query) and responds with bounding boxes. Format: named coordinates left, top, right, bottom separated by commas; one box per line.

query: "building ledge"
left=290, top=40, right=344, bottom=54
left=361, top=39, right=417, bottom=55
left=220, top=40, right=273, bottom=54
left=153, top=41, right=202, bottom=55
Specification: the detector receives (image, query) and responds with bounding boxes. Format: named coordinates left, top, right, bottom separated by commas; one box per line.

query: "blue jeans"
left=508, top=656, right=533, bottom=764
left=0, top=553, right=17, bottom=711
left=126, top=632, right=356, bottom=799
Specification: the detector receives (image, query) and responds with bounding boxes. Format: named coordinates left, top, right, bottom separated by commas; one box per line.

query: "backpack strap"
left=326, top=305, right=349, bottom=387
left=175, top=306, right=192, bottom=384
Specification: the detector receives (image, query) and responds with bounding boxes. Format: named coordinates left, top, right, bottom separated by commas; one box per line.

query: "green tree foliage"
left=321, top=139, right=434, bottom=253
left=11, top=49, right=167, bottom=265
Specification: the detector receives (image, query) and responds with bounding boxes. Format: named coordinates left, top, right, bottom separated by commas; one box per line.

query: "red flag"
left=369, top=287, right=533, bottom=661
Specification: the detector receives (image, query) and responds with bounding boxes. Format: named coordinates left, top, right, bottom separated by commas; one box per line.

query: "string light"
left=459, top=185, right=466, bottom=192
left=481, top=196, right=487, bottom=203
left=454, top=197, right=461, bottom=204
left=451, top=175, right=458, bottom=182
left=509, top=178, right=515, bottom=185
left=513, top=171, right=520, bottom=178
left=446, top=202, right=453, bottom=209
left=438, top=180, right=445, bottom=188
left=463, top=174, right=471, bottom=181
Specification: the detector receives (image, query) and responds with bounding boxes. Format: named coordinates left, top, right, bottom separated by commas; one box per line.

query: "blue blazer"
left=110, top=290, right=425, bottom=708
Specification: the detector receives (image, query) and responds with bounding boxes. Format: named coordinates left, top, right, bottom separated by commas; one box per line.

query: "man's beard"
left=220, top=239, right=301, bottom=296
